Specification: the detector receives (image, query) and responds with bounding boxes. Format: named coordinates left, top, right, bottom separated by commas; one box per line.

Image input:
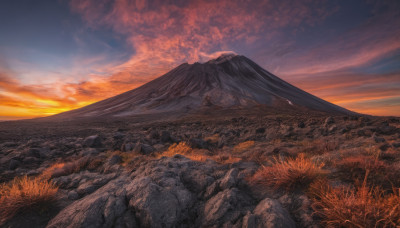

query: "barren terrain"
left=1, top=109, right=399, bottom=227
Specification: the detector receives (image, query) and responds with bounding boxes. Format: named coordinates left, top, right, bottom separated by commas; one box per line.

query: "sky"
left=0, top=0, right=399, bottom=120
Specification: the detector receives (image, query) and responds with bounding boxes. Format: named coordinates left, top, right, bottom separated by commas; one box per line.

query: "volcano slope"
left=1, top=55, right=399, bottom=227
left=49, top=54, right=351, bottom=120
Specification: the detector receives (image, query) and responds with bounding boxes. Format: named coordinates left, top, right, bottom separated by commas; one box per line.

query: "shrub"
left=309, top=178, right=400, bottom=228
left=0, top=176, right=58, bottom=224
left=250, top=153, right=326, bottom=190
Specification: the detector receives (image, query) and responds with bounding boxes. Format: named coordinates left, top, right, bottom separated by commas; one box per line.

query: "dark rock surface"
left=0, top=112, right=398, bottom=228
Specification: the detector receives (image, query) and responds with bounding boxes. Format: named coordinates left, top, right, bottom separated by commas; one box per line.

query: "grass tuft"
left=309, top=176, right=400, bottom=228
left=0, top=176, right=58, bottom=224
left=163, top=142, right=192, bottom=156
left=250, top=153, right=326, bottom=190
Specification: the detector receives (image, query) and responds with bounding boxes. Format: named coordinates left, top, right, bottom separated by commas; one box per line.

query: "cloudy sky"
left=0, top=0, right=399, bottom=120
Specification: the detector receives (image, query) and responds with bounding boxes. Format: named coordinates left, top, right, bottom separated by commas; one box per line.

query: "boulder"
left=147, top=130, right=160, bottom=140
left=108, top=155, right=122, bottom=166
left=133, top=143, right=155, bottom=155
left=113, top=132, right=125, bottom=140
left=47, top=177, right=137, bottom=228
left=68, top=190, right=79, bottom=200
left=121, top=142, right=135, bottom=152
left=160, top=131, right=173, bottom=143
left=9, top=159, right=20, bottom=170
left=83, top=135, right=102, bottom=148
left=252, top=198, right=296, bottom=228
left=188, top=138, right=207, bottom=149
left=204, top=188, right=251, bottom=226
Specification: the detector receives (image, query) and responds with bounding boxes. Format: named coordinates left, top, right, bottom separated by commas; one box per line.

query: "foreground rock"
left=47, top=156, right=295, bottom=228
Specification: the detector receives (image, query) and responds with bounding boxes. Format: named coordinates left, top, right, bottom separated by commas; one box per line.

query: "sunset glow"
left=0, top=0, right=399, bottom=120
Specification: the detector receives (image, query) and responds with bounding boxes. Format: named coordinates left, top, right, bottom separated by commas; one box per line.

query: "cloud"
left=1, top=0, right=399, bottom=119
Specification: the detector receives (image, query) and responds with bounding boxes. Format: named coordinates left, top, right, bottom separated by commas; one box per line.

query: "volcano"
left=53, top=54, right=351, bottom=119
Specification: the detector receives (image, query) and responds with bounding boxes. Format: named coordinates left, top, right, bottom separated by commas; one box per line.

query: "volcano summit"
left=53, top=54, right=351, bottom=119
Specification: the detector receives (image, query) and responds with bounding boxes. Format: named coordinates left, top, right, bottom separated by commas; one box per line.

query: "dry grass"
left=0, top=176, right=58, bottom=224
left=309, top=177, right=400, bottom=228
left=162, top=142, right=193, bottom=157
left=298, top=138, right=340, bottom=155
left=250, top=153, right=326, bottom=190
left=233, top=140, right=255, bottom=153
left=214, top=154, right=242, bottom=164
left=159, top=142, right=242, bottom=164
left=41, top=162, right=77, bottom=180
left=334, top=155, right=389, bottom=186
left=41, top=157, right=103, bottom=179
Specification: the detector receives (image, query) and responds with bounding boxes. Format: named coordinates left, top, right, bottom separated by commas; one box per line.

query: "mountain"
left=52, top=54, right=351, bottom=119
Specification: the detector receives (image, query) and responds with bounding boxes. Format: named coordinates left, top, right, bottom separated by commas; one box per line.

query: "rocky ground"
left=0, top=111, right=399, bottom=227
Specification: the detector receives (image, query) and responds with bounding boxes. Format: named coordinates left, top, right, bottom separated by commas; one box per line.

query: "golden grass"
left=233, top=140, right=255, bottom=153
left=309, top=177, right=400, bottom=228
left=41, top=157, right=103, bottom=180
left=159, top=142, right=242, bottom=164
left=0, top=176, right=58, bottom=224
left=40, top=162, right=76, bottom=180
left=161, top=142, right=193, bottom=157
left=250, top=153, right=326, bottom=190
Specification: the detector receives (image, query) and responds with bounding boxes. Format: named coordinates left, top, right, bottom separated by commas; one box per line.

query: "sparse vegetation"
left=309, top=177, right=400, bottom=228
left=335, top=155, right=389, bottom=186
left=160, top=141, right=242, bottom=164
left=251, top=153, right=326, bottom=190
left=163, top=142, right=192, bottom=156
left=41, top=157, right=102, bottom=179
left=0, top=176, right=58, bottom=224
left=233, top=140, right=255, bottom=153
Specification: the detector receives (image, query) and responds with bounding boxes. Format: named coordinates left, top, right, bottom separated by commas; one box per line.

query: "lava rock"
left=324, top=116, right=335, bottom=125
left=121, top=142, right=135, bottom=152
left=147, top=130, right=160, bottom=140
left=297, top=122, right=305, bottom=128
left=188, top=138, right=207, bottom=149
left=253, top=198, right=296, bottom=228
left=134, top=143, right=155, bottom=155
left=255, top=127, right=266, bottom=134
left=108, top=155, right=123, bottom=166
left=9, top=159, right=21, bottom=170
left=68, top=190, right=79, bottom=200
left=113, top=132, right=125, bottom=140
left=160, top=131, right=173, bottom=143
left=83, top=135, right=102, bottom=148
